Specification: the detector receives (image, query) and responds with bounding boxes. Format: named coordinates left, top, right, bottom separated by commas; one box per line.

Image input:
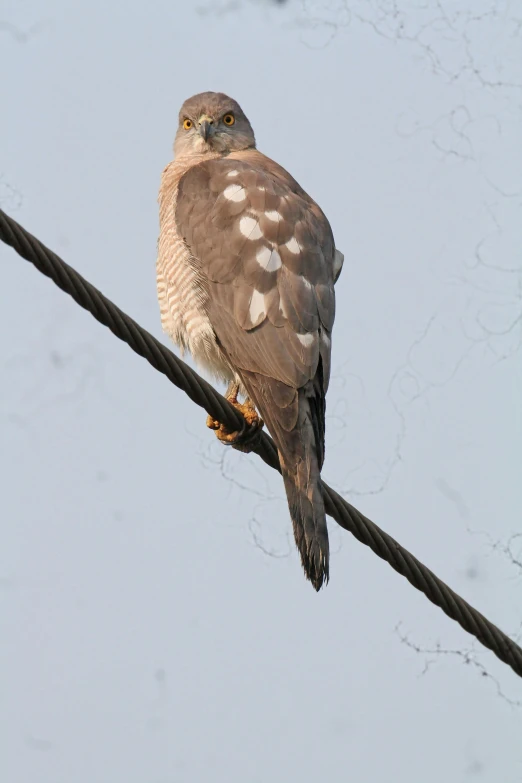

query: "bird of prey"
left=157, top=92, right=343, bottom=590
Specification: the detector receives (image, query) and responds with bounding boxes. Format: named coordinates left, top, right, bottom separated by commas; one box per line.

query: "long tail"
left=279, top=405, right=329, bottom=591
left=240, top=371, right=329, bottom=590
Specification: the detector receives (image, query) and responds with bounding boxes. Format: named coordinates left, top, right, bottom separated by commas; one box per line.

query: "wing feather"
left=175, top=151, right=339, bottom=440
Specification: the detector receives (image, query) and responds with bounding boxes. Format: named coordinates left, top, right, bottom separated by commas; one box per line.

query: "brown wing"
left=175, top=154, right=337, bottom=469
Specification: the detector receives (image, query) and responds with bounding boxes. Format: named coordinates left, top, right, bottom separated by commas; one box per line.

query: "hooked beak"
left=198, top=116, right=213, bottom=142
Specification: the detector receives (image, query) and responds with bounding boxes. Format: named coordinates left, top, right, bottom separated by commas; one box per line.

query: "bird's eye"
left=183, top=118, right=193, bottom=130
left=223, top=113, right=235, bottom=126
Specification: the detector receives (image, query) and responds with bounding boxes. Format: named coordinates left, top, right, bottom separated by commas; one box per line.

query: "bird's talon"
left=207, top=398, right=263, bottom=453
left=206, top=415, right=221, bottom=430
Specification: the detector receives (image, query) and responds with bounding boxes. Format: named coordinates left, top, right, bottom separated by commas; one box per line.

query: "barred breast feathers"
left=157, top=157, right=234, bottom=383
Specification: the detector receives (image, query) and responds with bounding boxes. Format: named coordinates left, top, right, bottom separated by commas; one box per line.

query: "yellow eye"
left=223, top=113, right=235, bottom=126
left=183, top=118, right=193, bottom=130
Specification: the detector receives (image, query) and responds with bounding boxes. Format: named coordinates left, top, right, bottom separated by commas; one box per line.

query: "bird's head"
left=173, top=92, right=256, bottom=158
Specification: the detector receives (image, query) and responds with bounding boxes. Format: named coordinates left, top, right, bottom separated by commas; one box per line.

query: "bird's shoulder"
left=176, top=149, right=330, bottom=230
left=175, top=150, right=336, bottom=285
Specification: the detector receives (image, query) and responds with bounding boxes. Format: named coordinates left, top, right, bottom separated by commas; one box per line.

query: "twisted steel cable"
left=1, top=207, right=521, bottom=680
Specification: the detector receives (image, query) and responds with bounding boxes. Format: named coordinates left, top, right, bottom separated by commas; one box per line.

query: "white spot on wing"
left=256, top=245, right=282, bottom=272
left=265, top=210, right=282, bottom=222
left=267, top=249, right=282, bottom=272
left=249, top=289, right=266, bottom=323
left=297, top=332, right=315, bottom=347
left=320, top=329, right=331, bottom=347
left=227, top=169, right=239, bottom=177
left=285, top=237, right=301, bottom=254
left=239, top=215, right=263, bottom=240
left=286, top=268, right=313, bottom=291
left=223, top=184, right=246, bottom=202
left=256, top=245, right=271, bottom=266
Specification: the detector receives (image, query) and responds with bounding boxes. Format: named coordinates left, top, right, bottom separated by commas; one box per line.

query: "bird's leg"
left=225, top=381, right=240, bottom=404
left=206, top=384, right=263, bottom=453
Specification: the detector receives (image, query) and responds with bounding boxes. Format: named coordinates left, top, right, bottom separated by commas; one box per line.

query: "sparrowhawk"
left=157, top=92, right=344, bottom=590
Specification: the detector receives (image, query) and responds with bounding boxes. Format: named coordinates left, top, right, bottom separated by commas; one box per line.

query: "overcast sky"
left=1, top=1, right=521, bottom=781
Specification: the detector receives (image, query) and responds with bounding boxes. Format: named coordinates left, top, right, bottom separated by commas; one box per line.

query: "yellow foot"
left=206, top=397, right=264, bottom=453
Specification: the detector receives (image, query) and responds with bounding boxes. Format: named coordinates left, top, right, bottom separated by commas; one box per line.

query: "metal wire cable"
left=2, top=207, right=521, bottom=681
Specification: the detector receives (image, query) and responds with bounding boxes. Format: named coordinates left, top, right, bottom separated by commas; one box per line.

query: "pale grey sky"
left=1, top=1, right=521, bottom=781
